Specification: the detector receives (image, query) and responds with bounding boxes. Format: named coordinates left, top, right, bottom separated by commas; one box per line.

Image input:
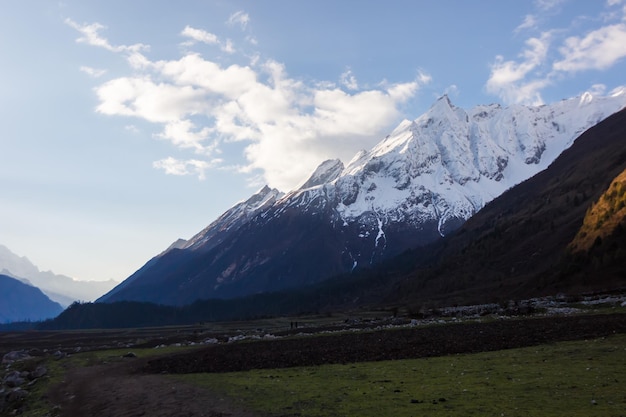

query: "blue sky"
left=1, top=0, right=625, bottom=282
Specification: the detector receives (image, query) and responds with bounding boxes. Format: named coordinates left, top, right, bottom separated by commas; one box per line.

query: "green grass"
left=75, top=344, right=202, bottom=363
left=9, top=357, right=65, bottom=417
left=179, top=334, right=626, bottom=417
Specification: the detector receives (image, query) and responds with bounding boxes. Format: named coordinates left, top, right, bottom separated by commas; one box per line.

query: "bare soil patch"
left=144, top=314, right=626, bottom=373
left=47, top=359, right=257, bottom=417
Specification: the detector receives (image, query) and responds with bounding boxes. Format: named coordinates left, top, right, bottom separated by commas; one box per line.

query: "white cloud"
left=487, top=1, right=626, bottom=104
left=553, top=23, right=626, bottom=71
left=180, top=25, right=238, bottom=54
left=312, top=89, right=401, bottom=136
left=515, top=14, right=538, bottom=33
left=70, top=19, right=427, bottom=191
left=155, top=119, right=214, bottom=152
left=221, top=39, right=235, bottom=54
left=95, top=76, right=208, bottom=123
left=443, top=84, right=459, bottom=98
left=535, top=0, right=565, bottom=11
left=152, top=157, right=217, bottom=180
left=227, top=11, right=250, bottom=29
left=124, top=124, right=140, bottom=134
left=155, top=53, right=257, bottom=99
left=588, top=83, right=607, bottom=96
left=80, top=66, right=106, bottom=78
left=65, top=19, right=147, bottom=53
left=486, top=33, right=551, bottom=104
left=181, top=26, right=219, bottom=45
left=416, top=71, right=433, bottom=85
left=386, top=81, right=420, bottom=102
left=340, top=69, right=358, bottom=90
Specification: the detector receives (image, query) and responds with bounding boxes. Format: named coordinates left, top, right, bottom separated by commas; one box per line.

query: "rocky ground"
left=143, top=313, right=626, bottom=374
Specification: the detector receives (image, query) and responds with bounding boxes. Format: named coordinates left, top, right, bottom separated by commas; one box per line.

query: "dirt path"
left=48, top=359, right=259, bottom=417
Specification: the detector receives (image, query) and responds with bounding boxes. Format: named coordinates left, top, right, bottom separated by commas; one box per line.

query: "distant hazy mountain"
left=0, top=274, right=63, bottom=322
left=100, top=90, right=626, bottom=306
left=0, top=245, right=118, bottom=306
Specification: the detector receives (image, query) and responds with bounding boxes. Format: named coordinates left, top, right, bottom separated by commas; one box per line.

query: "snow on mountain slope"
left=298, top=159, right=345, bottom=190
left=181, top=185, right=284, bottom=251
left=99, top=185, right=283, bottom=301
left=293, top=90, right=626, bottom=237
left=101, top=89, right=626, bottom=304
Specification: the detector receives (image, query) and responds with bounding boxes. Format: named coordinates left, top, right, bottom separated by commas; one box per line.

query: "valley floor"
left=38, top=312, right=626, bottom=416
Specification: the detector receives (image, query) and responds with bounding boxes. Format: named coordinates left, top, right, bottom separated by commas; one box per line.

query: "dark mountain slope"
left=100, top=94, right=626, bottom=306
left=102, top=210, right=353, bottom=305
left=38, top=107, right=626, bottom=330
left=389, top=107, right=626, bottom=307
left=0, top=274, right=64, bottom=322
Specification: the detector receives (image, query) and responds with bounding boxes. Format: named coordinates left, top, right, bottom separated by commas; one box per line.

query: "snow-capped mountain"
left=99, top=90, right=626, bottom=305
left=100, top=185, right=284, bottom=301
left=182, top=185, right=284, bottom=251
left=300, top=91, right=626, bottom=238
left=0, top=244, right=118, bottom=306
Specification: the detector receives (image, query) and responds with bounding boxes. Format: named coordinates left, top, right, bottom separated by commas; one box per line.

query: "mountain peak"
left=245, top=185, right=281, bottom=206
left=433, top=94, right=456, bottom=110
left=100, top=90, right=626, bottom=305
left=419, top=93, right=467, bottom=127
left=299, top=159, right=344, bottom=190
left=164, top=184, right=284, bottom=254
left=164, top=238, right=187, bottom=252
left=439, top=93, right=452, bottom=104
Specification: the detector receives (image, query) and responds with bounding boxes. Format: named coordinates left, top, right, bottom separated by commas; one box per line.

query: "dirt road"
left=48, top=359, right=258, bottom=417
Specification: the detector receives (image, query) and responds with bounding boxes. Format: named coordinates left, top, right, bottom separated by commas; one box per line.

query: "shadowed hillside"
left=389, top=107, right=626, bottom=307
left=0, top=274, right=63, bottom=322
left=38, top=109, right=626, bottom=329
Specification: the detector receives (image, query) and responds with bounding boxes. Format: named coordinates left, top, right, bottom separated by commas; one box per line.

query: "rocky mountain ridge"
left=100, top=90, right=626, bottom=305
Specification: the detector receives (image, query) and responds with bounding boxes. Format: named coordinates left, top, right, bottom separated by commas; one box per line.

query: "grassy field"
left=179, top=333, right=626, bottom=417
left=5, top=308, right=625, bottom=416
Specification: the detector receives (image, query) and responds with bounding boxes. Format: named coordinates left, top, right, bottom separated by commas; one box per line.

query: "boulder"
left=3, top=371, right=25, bottom=388
left=53, top=350, right=67, bottom=360
left=1, top=351, right=31, bottom=364
left=5, top=388, right=28, bottom=403
left=29, top=365, right=47, bottom=380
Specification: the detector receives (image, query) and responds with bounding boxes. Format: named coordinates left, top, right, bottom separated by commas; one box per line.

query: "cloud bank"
left=486, top=1, right=626, bottom=104
left=66, top=18, right=426, bottom=191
